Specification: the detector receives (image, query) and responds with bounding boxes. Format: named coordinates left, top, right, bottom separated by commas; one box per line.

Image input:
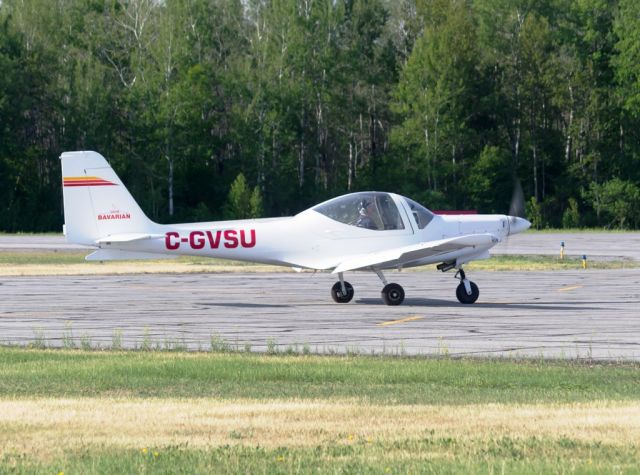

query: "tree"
left=2, top=0, right=640, bottom=231
left=466, top=146, right=512, bottom=213
left=584, top=178, right=640, bottom=228
left=614, top=0, right=640, bottom=119
left=0, top=0, right=66, bottom=231
left=226, top=173, right=263, bottom=219
left=391, top=0, right=479, bottom=206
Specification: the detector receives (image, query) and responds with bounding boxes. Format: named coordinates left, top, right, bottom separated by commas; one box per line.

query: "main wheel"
left=331, top=281, right=354, bottom=303
left=381, top=283, right=405, bottom=306
left=456, top=281, right=479, bottom=304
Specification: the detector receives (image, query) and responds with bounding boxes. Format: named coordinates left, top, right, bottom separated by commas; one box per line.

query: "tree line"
left=1, top=0, right=639, bottom=232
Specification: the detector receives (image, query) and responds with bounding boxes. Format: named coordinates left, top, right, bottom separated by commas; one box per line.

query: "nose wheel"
left=455, top=268, right=479, bottom=304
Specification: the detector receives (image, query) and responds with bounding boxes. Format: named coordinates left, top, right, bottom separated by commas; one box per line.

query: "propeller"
left=507, top=178, right=531, bottom=235
left=509, top=178, right=525, bottom=218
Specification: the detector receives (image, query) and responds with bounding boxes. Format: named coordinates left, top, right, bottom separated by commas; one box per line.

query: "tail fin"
left=60, top=151, right=157, bottom=245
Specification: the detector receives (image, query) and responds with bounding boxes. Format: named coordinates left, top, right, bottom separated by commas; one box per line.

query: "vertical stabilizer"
left=60, top=151, right=156, bottom=245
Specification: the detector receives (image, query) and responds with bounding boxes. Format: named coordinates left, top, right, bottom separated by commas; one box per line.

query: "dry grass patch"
left=0, top=261, right=287, bottom=276
left=1, top=398, right=639, bottom=458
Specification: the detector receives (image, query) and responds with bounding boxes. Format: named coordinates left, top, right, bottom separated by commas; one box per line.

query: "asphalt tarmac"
left=2, top=267, right=639, bottom=360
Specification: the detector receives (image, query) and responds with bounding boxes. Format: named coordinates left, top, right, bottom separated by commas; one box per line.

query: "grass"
left=526, top=228, right=640, bottom=234
left=0, top=250, right=261, bottom=266
left=1, top=348, right=640, bottom=403
left=0, top=250, right=285, bottom=275
left=0, top=250, right=635, bottom=276
left=466, top=254, right=636, bottom=271
left=0, top=348, right=639, bottom=473
left=5, top=438, right=638, bottom=475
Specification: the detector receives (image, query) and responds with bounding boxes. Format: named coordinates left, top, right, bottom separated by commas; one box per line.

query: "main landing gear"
left=454, top=268, right=479, bottom=304
left=330, top=273, right=355, bottom=303
left=375, top=269, right=405, bottom=306
left=330, top=270, right=405, bottom=306
left=330, top=267, right=479, bottom=306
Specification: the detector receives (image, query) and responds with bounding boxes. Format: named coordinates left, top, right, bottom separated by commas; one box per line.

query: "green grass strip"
left=3, top=437, right=639, bottom=475
left=0, top=348, right=638, bottom=404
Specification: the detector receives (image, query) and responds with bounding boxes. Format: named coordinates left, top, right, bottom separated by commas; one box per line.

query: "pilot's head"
left=359, top=199, right=373, bottom=216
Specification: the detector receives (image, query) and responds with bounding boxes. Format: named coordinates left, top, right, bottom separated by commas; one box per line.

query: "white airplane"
left=60, top=151, right=530, bottom=306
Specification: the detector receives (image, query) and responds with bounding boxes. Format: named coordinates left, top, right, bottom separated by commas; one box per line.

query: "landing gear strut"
left=455, top=268, right=479, bottom=304
left=375, top=269, right=405, bottom=306
left=331, top=272, right=354, bottom=303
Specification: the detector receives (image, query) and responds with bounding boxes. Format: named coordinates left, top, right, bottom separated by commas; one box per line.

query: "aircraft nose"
left=508, top=216, right=531, bottom=235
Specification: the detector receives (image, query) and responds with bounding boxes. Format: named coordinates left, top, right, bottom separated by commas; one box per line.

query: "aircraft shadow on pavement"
left=356, top=297, right=599, bottom=311
left=197, top=302, right=291, bottom=309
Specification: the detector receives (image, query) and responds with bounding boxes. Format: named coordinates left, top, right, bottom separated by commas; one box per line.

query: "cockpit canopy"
left=404, top=197, right=434, bottom=229
left=312, top=192, right=434, bottom=231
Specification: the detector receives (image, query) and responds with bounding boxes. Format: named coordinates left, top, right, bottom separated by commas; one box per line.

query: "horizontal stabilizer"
left=332, top=233, right=498, bottom=273
left=85, top=249, right=176, bottom=261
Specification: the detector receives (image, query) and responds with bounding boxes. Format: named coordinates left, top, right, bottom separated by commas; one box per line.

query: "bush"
left=226, top=173, right=263, bottom=219
left=561, top=198, right=580, bottom=228
left=584, top=179, right=640, bottom=229
left=525, top=197, right=544, bottom=229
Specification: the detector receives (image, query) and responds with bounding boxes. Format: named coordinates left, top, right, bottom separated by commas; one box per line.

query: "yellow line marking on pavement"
left=557, top=285, right=583, bottom=292
left=377, top=315, right=425, bottom=327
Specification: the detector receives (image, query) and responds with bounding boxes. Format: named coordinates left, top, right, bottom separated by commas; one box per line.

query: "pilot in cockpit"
left=356, top=199, right=378, bottom=230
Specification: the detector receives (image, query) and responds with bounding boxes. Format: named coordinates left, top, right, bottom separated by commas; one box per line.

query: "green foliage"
left=0, top=0, right=639, bottom=229
left=614, top=0, right=640, bottom=118
left=585, top=178, right=640, bottom=229
left=562, top=198, right=581, bottom=228
left=249, top=186, right=264, bottom=219
left=391, top=0, right=478, bottom=203
left=525, top=197, right=545, bottom=229
left=226, top=173, right=263, bottom=219
left=467, top=146, right=512, bottom=213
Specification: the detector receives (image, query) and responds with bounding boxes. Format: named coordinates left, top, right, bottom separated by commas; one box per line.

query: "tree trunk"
left=348, top=140, right=354, bottom=191
left=565, top=86, right=574, bottom=162
left=167, top=155, right=174, bottom=217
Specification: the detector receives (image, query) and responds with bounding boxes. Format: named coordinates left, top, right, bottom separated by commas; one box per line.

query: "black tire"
left=331, top=281, right=354, bottom=303
left=381, top=283, right=405, bottom=306
left=456, top=281, right=479, bottom=304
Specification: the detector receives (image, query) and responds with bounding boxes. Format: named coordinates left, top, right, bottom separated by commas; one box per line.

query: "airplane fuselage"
left=99, top=212, right=512, bottom=271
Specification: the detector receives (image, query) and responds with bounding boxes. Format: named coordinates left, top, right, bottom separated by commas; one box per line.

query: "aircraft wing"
left=331, top=233, right=498, bottom=274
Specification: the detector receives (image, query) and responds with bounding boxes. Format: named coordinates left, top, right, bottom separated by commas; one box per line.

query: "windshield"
left=404, top=198, right=434, bottom=229
left=313, top=192, right=405, bottom=231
